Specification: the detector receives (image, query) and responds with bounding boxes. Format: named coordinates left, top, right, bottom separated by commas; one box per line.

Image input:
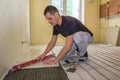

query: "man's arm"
left=43, top=35, right=58, bottom=55
left=55, top=35, right=73, bottom=62
left=37, top=35, right=57, bottom=60
left=43, top=35, right=73, bottom=64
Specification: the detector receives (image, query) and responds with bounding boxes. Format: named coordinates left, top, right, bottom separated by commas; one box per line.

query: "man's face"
left=44, top=12, right=58, bottom=26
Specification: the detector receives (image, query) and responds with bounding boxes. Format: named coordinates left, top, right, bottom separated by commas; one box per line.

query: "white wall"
left=0, top=0, right=30, bottom=79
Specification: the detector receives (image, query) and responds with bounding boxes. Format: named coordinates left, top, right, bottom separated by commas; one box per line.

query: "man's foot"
left=84, top=51, right=88, bottom=57
left=63, top=60, right=76, bottom=67
left=65, top=60, right=70, bottom=64
left=78, top=52, right=88, bottom=62
left=78, top=57, right=88, bottom=62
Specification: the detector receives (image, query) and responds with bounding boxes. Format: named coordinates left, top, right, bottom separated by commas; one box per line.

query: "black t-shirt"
left=53, top=16, right=93, bottom=37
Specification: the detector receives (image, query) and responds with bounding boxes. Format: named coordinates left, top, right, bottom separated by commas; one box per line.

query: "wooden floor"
left=10, top=44, right=120, bottom=80
left=52, top=44, right=120, bottom=80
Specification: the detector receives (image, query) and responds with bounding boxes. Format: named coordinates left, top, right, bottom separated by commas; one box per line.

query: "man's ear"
left=54, top=12, right=59, bottom=17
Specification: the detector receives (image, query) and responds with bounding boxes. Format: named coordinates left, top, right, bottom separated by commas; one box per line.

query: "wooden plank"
left=100, top=3, right=107, bottom=18
left=105, top=27, right=119, bottom=46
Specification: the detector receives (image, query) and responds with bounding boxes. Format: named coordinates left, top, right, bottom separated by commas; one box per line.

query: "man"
left=38, top=5, right=93, bottom=64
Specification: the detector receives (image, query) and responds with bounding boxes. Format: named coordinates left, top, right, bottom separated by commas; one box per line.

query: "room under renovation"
left=0, top=0, right=120, bottom=80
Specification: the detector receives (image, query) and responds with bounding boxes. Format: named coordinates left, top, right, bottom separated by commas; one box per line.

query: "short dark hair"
left=44, top=5, right=59, bottom=15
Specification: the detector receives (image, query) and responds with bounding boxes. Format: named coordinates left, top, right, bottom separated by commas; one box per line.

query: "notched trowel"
left=66, top=63, right=78, bottom=73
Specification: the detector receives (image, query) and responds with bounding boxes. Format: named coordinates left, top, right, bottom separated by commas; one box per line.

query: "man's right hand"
left=37, top=53, right=46, bottom=61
